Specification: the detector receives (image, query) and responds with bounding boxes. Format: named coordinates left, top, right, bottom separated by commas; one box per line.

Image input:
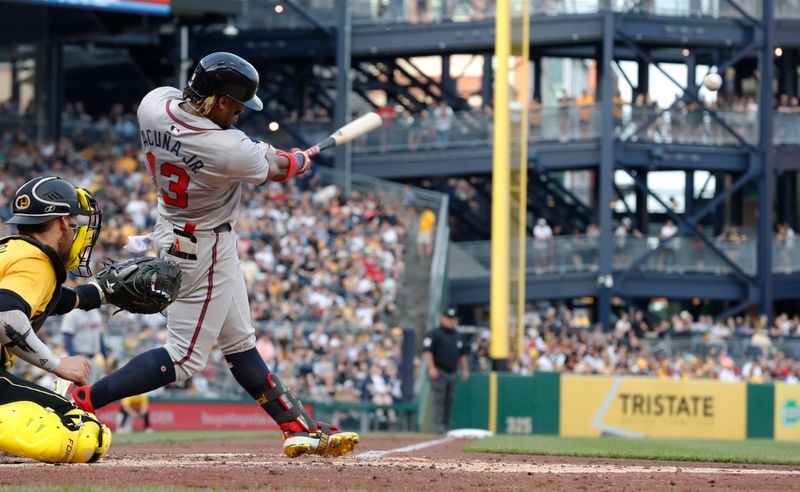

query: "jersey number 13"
left=147, top=152, right=189, bottom=208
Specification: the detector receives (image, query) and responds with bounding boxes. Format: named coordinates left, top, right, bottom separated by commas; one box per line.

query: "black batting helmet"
left=188, top=52, right=263, bottom=111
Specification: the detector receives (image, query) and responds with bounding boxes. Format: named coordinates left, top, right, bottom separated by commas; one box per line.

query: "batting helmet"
left=187, top=52, right=263, bottom=111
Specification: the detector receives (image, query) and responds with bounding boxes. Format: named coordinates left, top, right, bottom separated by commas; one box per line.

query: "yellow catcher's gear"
left=65, top=187, right=102, bottom=275
left=0, top=401, right=111, bottom=463
left=0, top=235, right=65, bottom=370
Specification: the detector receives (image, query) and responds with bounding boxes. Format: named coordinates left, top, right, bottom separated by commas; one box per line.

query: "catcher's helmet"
left=187, top=52, right=263, bottom=111
left=6, top=176, right=102, bottom=276
left=7, top=176, right=88, bottom=225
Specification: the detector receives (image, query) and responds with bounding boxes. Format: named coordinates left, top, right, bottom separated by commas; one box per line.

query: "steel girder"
left=606, top=0, right=774, bottom=324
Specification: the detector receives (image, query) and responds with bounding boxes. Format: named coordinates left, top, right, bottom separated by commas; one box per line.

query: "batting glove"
left=292, top=148, right=312, bottom=175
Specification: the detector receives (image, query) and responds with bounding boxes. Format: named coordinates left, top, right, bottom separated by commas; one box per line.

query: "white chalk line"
left=355, top=436, right=455, bottom=459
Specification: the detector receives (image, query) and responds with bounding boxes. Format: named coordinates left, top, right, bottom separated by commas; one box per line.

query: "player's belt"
left=212, top=223, right=231, bottom=233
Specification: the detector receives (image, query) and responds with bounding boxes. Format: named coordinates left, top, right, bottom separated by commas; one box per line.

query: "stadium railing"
left=238, top=0, right=777, bottom=31
left=6, top=103, right=800, bottom=156
left=303, top=105, right=795, bottom=154
left=309, top=400, right=418, bottom=433
left=448, top=232, right=800, bottom=279
left=648, top=333, right=800, bottom=361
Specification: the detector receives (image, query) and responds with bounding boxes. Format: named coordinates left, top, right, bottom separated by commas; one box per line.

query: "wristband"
left=273, top=150, right=299, bottom=182
left=291, top=148, right=310, bottom=175
left=76, top=283, right=104, bottom=310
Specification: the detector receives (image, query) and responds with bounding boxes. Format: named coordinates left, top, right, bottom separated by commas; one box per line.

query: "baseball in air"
left=704, top=73, right=723, bottom=91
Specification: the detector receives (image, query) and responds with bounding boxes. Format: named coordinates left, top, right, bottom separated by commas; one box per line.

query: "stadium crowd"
left=466, top=305, right=800, bottom=384
left=0, top=123, right=418, bottom=414
left=3, top=91, right=800, bottom=410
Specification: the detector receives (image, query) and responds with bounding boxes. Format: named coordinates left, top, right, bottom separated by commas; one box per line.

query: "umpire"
left=423, top=307, right=469, bottom=434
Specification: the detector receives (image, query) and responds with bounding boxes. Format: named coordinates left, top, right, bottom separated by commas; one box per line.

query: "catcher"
left=0, top=176, right=181, bottom=463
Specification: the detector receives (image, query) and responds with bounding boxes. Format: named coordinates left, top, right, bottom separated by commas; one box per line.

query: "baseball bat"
left=304, top=112, right=383, bottom=157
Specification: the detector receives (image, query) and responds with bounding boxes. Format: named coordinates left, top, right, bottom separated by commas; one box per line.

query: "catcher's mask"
left=6, top=176, right=102, bottom=276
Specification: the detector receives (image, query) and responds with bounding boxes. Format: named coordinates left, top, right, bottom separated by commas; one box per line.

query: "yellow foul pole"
left=490, top=0, right=510, bottom=367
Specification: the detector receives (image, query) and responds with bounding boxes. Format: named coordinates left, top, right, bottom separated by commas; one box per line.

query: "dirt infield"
left=3, top=435, right=800, bottom=490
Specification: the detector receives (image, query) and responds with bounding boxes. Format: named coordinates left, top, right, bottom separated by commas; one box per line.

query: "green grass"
left=466, top=435, right=800, bottom=465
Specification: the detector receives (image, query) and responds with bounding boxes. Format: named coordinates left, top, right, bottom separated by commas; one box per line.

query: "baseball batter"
left=72, top=52, right=359, bottom=458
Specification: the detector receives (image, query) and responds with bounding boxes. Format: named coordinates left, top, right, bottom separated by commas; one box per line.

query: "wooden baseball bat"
left=304, top=112, right=383, bottom=157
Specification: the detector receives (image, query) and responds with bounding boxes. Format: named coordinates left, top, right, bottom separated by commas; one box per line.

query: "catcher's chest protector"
left=0, top=236, right=65, bottom=370
left=0, top=401, right=110, bottom=463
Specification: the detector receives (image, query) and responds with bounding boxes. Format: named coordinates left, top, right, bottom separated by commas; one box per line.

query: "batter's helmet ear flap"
left=188, top=52, right=263, bottom=111
left=65, top=188, right=102, bottom=277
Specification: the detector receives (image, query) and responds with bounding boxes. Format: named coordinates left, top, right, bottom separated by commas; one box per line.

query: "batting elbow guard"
left=256, top=373, right=315, bottom=433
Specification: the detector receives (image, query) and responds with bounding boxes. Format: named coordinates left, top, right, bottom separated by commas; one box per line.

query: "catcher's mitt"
left=96, top=257, right=182, bottom=314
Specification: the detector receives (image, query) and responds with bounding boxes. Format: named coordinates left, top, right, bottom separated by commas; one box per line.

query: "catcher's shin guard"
left=258, top=374, right=359, bottom=458
left=0, top=401, right=111, bottom=463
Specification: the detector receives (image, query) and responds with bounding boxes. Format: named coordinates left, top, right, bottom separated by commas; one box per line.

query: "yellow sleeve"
left=0, top=254, right=56, bottom=317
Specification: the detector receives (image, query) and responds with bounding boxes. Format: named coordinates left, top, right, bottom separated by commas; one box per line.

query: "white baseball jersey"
left=60, top=309, right=105, bottom=383
left=136, top=86, right=275, bottom=381
left=60, top=309, right=104, bottom=356
left=137, top=86, right=275, bottom=228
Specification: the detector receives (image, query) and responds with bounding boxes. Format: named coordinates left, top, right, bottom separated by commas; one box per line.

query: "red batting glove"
left=292, top=147, right=312, bottom=175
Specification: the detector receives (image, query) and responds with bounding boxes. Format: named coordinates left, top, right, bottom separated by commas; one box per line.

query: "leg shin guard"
left=258, top=373, right=315, bottom=433
left=225, top=349, right=315, bottom=432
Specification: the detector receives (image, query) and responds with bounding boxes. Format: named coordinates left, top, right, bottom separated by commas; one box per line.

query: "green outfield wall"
left=450, top=373, right=791, bottom=440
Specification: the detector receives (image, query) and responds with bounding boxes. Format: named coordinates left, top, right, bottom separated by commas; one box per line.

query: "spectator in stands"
left=417, top=206, right=436, bottom=257
left=377, top=101, right=396, bottom=152
left=433, top=101, right=454, bottom=148
left=409, top=0, right=432, bottom=23
left=557, top=90, right=572, bottom=141
left=364, top=363, right=396, bottom=426
left=408, top=111, right=427, bottom=151
left=776, top=222, right=796, bottom=273
left=612, top=90, right=625, bottom=134
left=614, top=312, right=632, bottom=339
left=658, top=219, right=679, bottom=269
left=530, top=97, right=542, bottom=139
left=576, top=90, right=594, bottom=138
left=533, top=218, right=554, bottom=270
left=613, top=217, right=643, bottom=268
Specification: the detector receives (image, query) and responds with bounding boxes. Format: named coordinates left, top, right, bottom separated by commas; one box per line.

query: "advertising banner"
left=560, top=375, right=746, bottom=439
left=774, top=383, right=800, bottom=440
left=94, top=400, right=313, bottom=431
left=10, top=1, right=171, bottom=16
